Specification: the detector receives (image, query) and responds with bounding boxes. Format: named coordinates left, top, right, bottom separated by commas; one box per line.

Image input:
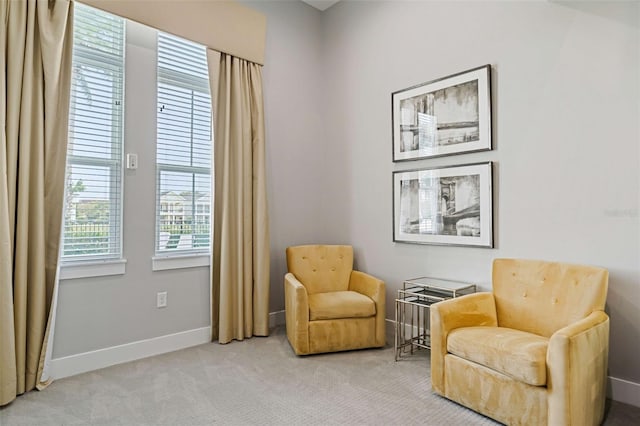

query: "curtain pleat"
left=0, top=0, right=73, bottom=406
left=208, top=51, right=270, bottom=344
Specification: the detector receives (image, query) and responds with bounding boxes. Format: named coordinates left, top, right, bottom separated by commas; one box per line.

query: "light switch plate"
left=126, top=153, right=138, bottom=170
left=157, top=291, right=167, bottom=308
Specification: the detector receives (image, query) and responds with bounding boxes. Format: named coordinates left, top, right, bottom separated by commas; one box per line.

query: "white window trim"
left=151, top=253, right=210, bottom=271
left=155, top=32, right=212, bottom=257
left=63, top=3, right=125, bottom=263
left=60, top=259, right=127, bottom=280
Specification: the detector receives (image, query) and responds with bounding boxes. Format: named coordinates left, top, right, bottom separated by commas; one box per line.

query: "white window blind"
left=156, top=32, right=212, bottom=255
left=62, top=3, right=125, bottom=261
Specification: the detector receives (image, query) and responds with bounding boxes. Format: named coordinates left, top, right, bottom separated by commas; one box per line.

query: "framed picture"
left=392, top=65, right=492, bottom=161
left=393, top=162, right=493, bottom=247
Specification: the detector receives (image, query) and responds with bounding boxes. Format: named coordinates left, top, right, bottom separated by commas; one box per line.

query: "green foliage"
left=65, top=176, right=86, bottom=221
left=63, top=223, right=109, bottom=256
left=75, top=4, right=124, bottom=54
left=68, top=178, right=85, bottom=195
left=76, top=200, right=109, bottom=223
left=72, top=3, right=125, bottom=105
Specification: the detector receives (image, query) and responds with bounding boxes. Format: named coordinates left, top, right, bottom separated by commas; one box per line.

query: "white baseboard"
left=385, top=318, right=423, bottom=340
left=49, top=317, right=640, bottom=409
left=269, top=310, right=285, bottom=327
left=50, top=311, right=288, bottom=381
left=609, top=376, right=640, bottom=408
left=50, top=326, right=211, bottom=380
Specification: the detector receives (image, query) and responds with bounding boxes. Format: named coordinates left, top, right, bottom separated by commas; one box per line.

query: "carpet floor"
left=1, top=325, right=638, bottom=425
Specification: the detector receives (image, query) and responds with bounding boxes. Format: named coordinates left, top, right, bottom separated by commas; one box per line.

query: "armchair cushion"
left=448, top=326, right=549, bottom=386
left=308, top=291, right=376, bottom=321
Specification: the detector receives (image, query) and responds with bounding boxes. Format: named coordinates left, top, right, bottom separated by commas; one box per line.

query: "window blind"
left=156, top=32, right=212, bottom=255
left=62, top=3, right=125, bottom=261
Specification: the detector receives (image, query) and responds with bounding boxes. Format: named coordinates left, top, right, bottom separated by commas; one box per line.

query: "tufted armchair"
left=430, top=258, right=609, bottom=425
left=284, top=245, right=386, bottom=355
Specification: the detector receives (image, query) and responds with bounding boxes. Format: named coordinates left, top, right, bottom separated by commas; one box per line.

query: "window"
left=62, top=4, right=125, bottom=261
left=156, top=32, right=212, bottom=255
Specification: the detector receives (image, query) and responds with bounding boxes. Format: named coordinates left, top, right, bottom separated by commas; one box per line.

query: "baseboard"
left=49, top=318, right=640, bottom=409
left=269, top=310, right=285, bottom=327
left=385, top=318, right=422, bottom=342
left=50, top=312, right=287, bottom=381
left=50, top=326, right=211, bottom=380
left=385, top=318, right=396, bottom=347
left=609, top=376, right=640, bottom=408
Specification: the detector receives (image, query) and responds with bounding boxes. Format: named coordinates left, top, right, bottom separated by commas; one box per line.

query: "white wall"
left=52, top=0, right=328, bottom=369
left=52, top=21, right=211, bottom=359
left=241, top=1, right=332, bottom=311
left=53, top=0, right=640, bottom=402
left=319, top=0, right=639, bottom=386
left=247, top=0, right=639, bottom=391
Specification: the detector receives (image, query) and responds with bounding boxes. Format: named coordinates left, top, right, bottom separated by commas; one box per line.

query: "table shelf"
left=395, top=277, right=475, bottom=361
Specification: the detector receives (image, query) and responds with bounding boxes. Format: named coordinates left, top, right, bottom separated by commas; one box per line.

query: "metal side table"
left=395, top=277, right=475, bottom=361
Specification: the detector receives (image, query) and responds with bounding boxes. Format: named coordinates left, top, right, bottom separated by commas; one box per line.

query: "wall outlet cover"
left=157, top=291, right=167, bottom=308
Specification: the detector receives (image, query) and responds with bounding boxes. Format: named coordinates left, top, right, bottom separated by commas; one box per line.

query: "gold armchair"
left=284, top=245, right=386, bottom=355
left=430, top=258, right=609, bottom=426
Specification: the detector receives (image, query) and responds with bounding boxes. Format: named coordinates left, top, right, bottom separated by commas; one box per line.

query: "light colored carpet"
left=1, top=325, right=638, bottom=425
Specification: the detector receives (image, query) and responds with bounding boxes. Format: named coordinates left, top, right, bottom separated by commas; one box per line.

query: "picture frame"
left=393, top=162, right=493, bottom=247
left=392, top=65, right=492, bottom=162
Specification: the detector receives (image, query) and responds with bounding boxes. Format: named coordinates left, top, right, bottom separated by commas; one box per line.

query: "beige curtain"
left=0, top=0, right=73, bottom=406
left=208, top=51, right=270, bottom=344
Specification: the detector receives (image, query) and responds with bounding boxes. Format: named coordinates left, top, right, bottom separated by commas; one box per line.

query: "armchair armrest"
left=349, top=270, right=385, bottom=301
left=349, top=270, right=386, bottom=346
left=547, top=310, right=609, bottom=426
left=430, top=292, right=497, bottom=394
left=284, top=273, right=310, bottom=355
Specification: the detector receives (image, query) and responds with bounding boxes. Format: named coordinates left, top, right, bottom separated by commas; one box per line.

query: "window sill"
left=60, top=259, right=127, bottom=280
left=152, top=253, right=211, bottom=271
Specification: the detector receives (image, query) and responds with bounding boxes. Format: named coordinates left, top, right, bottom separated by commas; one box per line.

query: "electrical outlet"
left=157, top=291, right=167, bottom=308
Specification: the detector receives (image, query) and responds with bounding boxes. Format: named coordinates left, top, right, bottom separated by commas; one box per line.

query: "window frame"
left=154, top=32, right=212, bottom=258
left=61, top=3, right=126, bottom=269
